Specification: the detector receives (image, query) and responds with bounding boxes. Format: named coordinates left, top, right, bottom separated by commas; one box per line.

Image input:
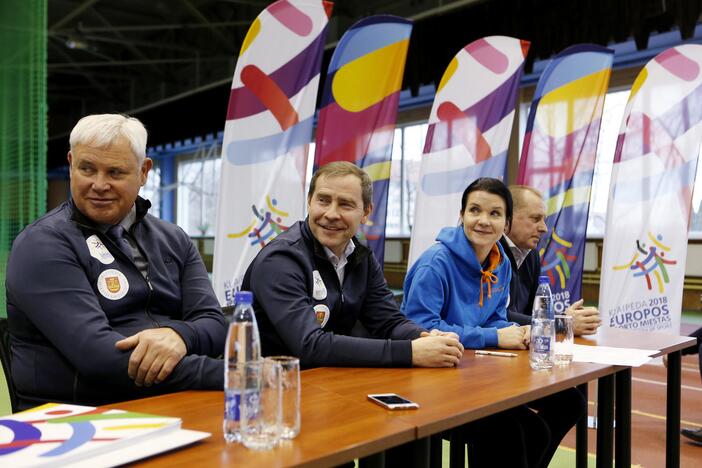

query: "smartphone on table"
left=367, top=393, right=419, bottom=410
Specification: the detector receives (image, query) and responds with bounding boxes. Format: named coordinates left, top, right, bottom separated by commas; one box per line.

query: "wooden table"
left=113, top=328, right=693, bottom=467
left=576, top=328, right=696, bottom=468
left=110, top=383, right=416, bottom=467
left=304, top=352, right=613, bottom=438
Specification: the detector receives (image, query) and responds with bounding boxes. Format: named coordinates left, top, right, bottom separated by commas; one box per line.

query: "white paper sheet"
left=65, top=429, right=211, bottom=468
left=571, top=344, right=658, bottom=367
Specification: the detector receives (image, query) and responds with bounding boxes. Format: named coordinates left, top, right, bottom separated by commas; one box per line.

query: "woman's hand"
left=497, top=325, right=528, bottom=350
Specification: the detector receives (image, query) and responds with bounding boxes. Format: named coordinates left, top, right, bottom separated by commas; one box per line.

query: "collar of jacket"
left=499, top=235, right=518, bottom=271
left=68, top=196, right=152, bottom=231
left=300, top=218, right=371, bottom=268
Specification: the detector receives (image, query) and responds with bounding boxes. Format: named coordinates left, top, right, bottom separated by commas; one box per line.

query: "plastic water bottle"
left=223, top=291, right=261, bottom=443
left=529, top=276, right=554, bottom=370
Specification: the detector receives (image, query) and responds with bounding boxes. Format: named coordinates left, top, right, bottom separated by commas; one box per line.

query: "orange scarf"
left=479, top=244, right=502, bottom=307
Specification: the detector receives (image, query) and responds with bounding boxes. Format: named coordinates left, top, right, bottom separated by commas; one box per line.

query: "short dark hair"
left=460, top=177, right=513, bottom=227
left=307, top=161, right=373, bottom=210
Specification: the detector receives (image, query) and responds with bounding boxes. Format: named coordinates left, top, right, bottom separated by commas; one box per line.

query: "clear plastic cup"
left=240, top=360, right=282, bottom=450
left=554, top=314, right=574, bottom=366
left=266, top=356, right=301, bottom=439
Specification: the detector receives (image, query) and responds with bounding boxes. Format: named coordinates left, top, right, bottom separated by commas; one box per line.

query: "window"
left=140, top=162, right=161, bottom=218
left=386, top=123, right=428, bottom=237
left=176, top=150, right=221, bottom=236
left=586, top=89, right=629, bottom=238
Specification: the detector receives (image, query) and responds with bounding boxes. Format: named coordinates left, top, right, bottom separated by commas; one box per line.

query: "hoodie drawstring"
left=479, top=270, right=498, bottom=307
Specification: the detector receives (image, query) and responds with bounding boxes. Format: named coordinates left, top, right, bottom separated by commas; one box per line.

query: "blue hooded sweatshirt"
left=401, top=226, right=514, bottom=349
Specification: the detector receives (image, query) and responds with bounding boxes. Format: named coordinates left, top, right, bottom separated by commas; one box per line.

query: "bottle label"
left=242, top=390, right=261, bottom=421
left=533, top=335, right=551, bottom=354
left=224, top=391, right=240, bottom=421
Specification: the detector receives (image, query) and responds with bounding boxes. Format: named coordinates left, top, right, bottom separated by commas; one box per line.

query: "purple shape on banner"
left=226, top=26, right=327, bottom=120
left=424, top=68, right=523, bottom=153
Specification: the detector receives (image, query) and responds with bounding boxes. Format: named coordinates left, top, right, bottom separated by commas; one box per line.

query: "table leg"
left=596, top=374, right=614, bottom=468
left=666, top=351, right=681, bottom=468
left=615, top=368, right=631, bottom=468
left=576, top=383, right=588, bottom=468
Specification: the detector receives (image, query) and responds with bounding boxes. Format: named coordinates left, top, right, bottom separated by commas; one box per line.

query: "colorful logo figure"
left=228, top=195, right=290, bottom=248
left=613, top=232, right=677, bottom=293
left=540, top=231, right=577, bottom=289
left=0, top=403, right=175, bottom=458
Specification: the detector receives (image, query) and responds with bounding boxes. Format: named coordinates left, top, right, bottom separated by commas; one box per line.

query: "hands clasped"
left=412, top=330, right=464, bottom=367
left=566, top=299, right=601, bottom=335
left=497, top=324, right=531, bottom=350
left=115, top=328, right=187, bottom=387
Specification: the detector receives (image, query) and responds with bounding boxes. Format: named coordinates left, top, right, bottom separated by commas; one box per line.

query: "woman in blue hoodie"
left=403, top=177, right=530, bottom=349
left=402, top=178, right=549, bottom=468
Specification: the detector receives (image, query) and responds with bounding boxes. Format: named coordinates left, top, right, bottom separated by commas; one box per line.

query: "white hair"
left=69, top=114, right=147, bottom=164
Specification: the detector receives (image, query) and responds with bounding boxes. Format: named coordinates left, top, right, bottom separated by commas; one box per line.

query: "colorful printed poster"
left=0, top=403, right=188, bottom=466
left=599, top=44, right=702, bottom=333
left=212, top=0, right=332, bottom=305
left=408, top=36, right=529, bottom=266
left=518, top=44, right=613, bottom=314
left=314, top=15, right=412, bottom=264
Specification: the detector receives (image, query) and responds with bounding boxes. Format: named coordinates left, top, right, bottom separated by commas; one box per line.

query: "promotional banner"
left=313, top=15, right=412, bottom=264
left=408, top=36, right=529, bottom=266
left=599, top=44, right=702, bottom=333
left=212, top=0, right=332, bottom=305
left=518, top=44, right=613, bottom=314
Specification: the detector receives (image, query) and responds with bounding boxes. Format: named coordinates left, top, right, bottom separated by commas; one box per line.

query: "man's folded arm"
left=165, top=235, right=226, bottom=357
left=7, top=228, right=221, bottom=390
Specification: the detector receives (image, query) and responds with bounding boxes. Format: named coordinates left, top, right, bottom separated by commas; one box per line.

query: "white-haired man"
left=6, top=114, right=225, bottom=409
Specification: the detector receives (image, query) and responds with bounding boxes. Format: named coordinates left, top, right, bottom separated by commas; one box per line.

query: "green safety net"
left=0, top=0, right=47, bottom=318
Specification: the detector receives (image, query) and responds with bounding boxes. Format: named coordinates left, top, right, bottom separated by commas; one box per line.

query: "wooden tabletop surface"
left=113, top=327, right=693, bottom=466
left=110, top=384, right=415, bottom=467
left=303, top=352, right=615, bottom=438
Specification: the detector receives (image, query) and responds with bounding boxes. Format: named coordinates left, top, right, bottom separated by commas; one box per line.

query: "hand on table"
left=412, top=335, right=464, bottom=367
left=115, top=328, right=187, bottom=387
left=421, top=329, right=460, bottom=341
left=497, top=325, right=528, bottom=350
left=521, top=325, right=531, bottom=348
left=566, top=299, right=601, bottom=335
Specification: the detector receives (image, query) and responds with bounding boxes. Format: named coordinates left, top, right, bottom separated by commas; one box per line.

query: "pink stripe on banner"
left=268, top=0, right=313, bottom=37
left=464, top=38, right=509, bottom=74
left=655, top=48, right=700, bottom=81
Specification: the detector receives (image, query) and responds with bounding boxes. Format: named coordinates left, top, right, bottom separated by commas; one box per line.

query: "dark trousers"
left=461, top=404, right=550, bottom=468
left=528, top=387, right=587, bottom=468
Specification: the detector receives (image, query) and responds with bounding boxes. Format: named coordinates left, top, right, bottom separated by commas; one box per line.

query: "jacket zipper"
left=77, top=221, right=159, bottom=328
left=129, top=225, right=158, bottom=328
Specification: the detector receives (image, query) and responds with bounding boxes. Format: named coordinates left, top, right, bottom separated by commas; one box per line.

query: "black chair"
left=0, top=317, right=17, bottom=413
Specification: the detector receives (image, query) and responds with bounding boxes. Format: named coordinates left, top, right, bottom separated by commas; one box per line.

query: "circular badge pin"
left=97, top=269, right=129, bottom=300
left=313, top=304, right=330, bottom=328
left=86, top=234, right=115, bottom=264
left=312, top=270, right=327, bottom=300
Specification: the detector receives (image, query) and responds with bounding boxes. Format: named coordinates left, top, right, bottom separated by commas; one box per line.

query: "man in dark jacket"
left=6, top=114, right=225, bottom=409
left=502, top=185, right=601, bottom=334
left=500, top=185, right=595, bottom=466
left=242, top=161, right=463, bottom=368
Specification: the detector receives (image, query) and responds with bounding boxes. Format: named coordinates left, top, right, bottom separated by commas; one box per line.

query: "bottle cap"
left=234, top=290, right=253, bottom=304
left=538, top=276, right=549, bottom=284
